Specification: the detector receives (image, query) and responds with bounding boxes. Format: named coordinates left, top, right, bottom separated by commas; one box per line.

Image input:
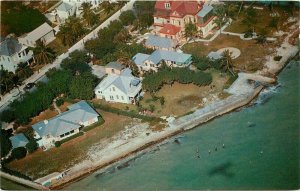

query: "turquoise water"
left=67, top=61, right=299, bottom=190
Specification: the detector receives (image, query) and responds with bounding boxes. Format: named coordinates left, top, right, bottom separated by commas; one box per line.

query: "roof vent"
left=44, top=120, right=48, bottom=124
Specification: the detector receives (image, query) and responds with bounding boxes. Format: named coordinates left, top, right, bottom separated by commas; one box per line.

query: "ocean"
left=66, top=61, right=299, bottom=190
left=2, top=61, right=299, bottom=190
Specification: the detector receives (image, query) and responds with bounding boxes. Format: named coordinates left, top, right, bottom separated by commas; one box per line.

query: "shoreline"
left=3, top=19, right=298, bottom=190
left=50, top=31, right=299, bottom=190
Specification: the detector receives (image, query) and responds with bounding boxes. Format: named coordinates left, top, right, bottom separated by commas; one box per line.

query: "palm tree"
left=82, top=2, right=97, bottom=27
left=102, top=1, right=114, bottom=15
left=31, top=41, right=56, bottom=65
left=184, top=23, right=198, bottom=40
left=213, top=6, right=228, bottom=34
left=221, top=50, right=235, bottom=76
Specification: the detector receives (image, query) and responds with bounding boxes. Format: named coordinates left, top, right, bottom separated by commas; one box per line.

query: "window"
left=165, top=3, right=170, bottom=9
left=7, top=57, right=10, bottom=62
left=60, top=134, right=65, bottom=138
left=121, top=96, right=124, bottom=100
left=70, top=130, right=75, bottom=134
left=116, top=95, right=119, bottom=99
left=112, top=69, right=115, bottom=73
left=112, top=87, right=115, bottom=91
left=110, top=95, right=114, bottom=100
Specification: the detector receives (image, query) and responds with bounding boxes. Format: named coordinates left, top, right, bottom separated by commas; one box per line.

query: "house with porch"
left=52, top=1, right=76, bottom=24
left=0, top=36, right=33, bottom=73
left=32, top=101, right=100, bottom=150
left=9, top=133, right=29, bottom=149
left=153, top=1, right=216, bottom=41
left=145, top=34, right=178, bottom=51
left=94, top=67, right=142, bottom=104
left=18, top=23, right=55, bottom=47
left=132, top=50, right=192, bottom=72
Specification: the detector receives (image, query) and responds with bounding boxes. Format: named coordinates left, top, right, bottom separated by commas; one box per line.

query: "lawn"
left=224, top=6, right=298, bottom=36
left=6, top=110, right=134, bottom=179
left=182, top=34, right=275, bottom=72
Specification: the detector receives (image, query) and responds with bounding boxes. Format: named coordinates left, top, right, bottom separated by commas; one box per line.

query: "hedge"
left=55, top=131, right=84, bottom=146
left=90, top=102, right=161, bottom=123
left=1, top=166, right=32, bottom=181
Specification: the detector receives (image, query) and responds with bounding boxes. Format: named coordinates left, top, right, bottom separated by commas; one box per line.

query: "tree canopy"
left=142, top=65, right=212, bottom=92
left=61, top=50, right=91, bottom=75
left=1, top=2, right=48, bottom=36
left=69, top=72, right=98, bottom=100
left=119, top=10, right=136, bottom=26
left=11, top=147, right=27, bottom=160
left=0, top=129, right=12, bottom=157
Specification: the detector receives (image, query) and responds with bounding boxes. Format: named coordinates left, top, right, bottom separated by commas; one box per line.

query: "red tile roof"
left=159, top=24, right=181, bottom=35
left=155, top=1, right=203, bottom=18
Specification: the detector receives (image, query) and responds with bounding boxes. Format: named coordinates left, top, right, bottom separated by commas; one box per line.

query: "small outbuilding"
left=9, top=134, right=29, bottom=149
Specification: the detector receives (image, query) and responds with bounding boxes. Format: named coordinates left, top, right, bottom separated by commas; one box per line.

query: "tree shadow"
left=208, top=161, right=235, bottom=178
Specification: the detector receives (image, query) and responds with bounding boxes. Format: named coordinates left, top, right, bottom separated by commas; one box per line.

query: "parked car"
left=24, top=83, right=36, bottom=91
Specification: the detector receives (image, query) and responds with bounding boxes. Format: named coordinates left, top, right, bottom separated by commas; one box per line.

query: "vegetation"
left=119, top=10, right=136, bottom=26
left=242, top=7, right=257, bottom=32
left=142, top=64, right=212, bottom=92
left=55, top=131, right=84, bottom=146
left=0, top=129, right=12, bottom=157
left=69, top=72, right=98, bottom=100
left=0, top=63, right=33, bottom=95
left=91, top=102, right=161, bottom=123
left=133, top=1, right=155, bottom=29
left=57, top=16, right=86, bottom=47
left=25, top=140, right=38, bottom=153
left=11, top=147, right=27, bottom=160
left=82, top=2, right=97, bottom=27
left=213, top=6, right=229, bottom=34
left=56, top=98, right=64, bottom=107
left=1, top=166, right=32, bottom=180
left=61, top=50, right=91, bottom=75
left=31, top=41, right=56, bottom=66
left=185, top=23, right=198, bottom=40
left=1, top=2, right=48, bottom=36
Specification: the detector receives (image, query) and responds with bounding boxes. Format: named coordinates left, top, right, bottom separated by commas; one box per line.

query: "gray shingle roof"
left=95, top=68, right=141, bottom=97
left=9, top=134, right=29, bottom=149
left=145, top=35, right=177, bottom=49
left=132, top=53, right=150, bottom=66
left=23, top=23, right=53, bottom=42
left=0, top=37, right=22, bottom=56
left=32, top=101, right=99, bottom=137
left=147, top=50, right=192, bottom=65
left=106, top=62, right=125, bottom=70
left=197, top=4, right=213, bottom=18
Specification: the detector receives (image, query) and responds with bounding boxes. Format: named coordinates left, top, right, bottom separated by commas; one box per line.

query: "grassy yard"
left=6, top=110, right=134, bottom=179
left=47, top=38, right=69, bottom=55
left=224, top=6, right=298, bottom=36
left=182, top=34, right=275, bottom=72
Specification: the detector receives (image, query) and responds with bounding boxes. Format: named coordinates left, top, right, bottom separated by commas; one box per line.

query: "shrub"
left=1, top=166, right=32, bottom=180
left=11, top=147, right=27, bottom=160
left=59, top=131, right=84, bottom=145
left=54, top=141, right=61, bottom=147
left=25, top=140, right=38, bottom=153
left=0, top=109, right=15, bottom=123
left=159, top=96, right=165, bottom=106
left=274, top=56, right=282, bottom=61
left=56, top=98, right=64, bottom=107
left=149, top=104, right=155, bottom=112
left=0, top=129, right=12, bottom=157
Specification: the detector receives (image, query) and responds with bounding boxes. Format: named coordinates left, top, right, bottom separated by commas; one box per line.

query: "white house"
left=132, top=50, right=192, bottom=72
left=53, top=1, right=76, bottom=24
left=63, top=0, right=102, bottom=15
left=95, top=66, right=142, bottom=104
left=0, top=36, right=33, bottom=73
left=32, top=101, right=100, bottom=150
left=18, top=23, right=55, bottom=47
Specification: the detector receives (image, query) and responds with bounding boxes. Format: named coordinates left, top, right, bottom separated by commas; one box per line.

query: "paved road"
left=0, top=0, right=136, bottom=112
